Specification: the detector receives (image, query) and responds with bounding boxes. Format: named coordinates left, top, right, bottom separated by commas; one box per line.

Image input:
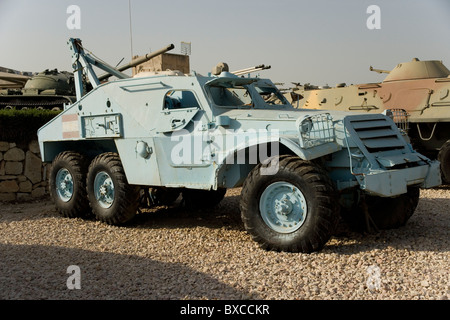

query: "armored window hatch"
left=81, top=114, right=122, bottom=138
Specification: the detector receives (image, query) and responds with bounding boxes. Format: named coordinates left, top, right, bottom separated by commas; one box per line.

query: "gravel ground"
left=0, top=187, right=448, bottom=300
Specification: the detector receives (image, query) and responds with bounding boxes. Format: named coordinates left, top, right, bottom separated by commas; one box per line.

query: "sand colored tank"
left=289, top=58, right=450, bottom=183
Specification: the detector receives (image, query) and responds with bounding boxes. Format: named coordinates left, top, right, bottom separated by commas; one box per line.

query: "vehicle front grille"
left=348, top=116, right=406, bottom=153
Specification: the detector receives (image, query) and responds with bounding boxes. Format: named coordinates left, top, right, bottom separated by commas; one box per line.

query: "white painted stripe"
left=62, top=120, right=79, bottom=133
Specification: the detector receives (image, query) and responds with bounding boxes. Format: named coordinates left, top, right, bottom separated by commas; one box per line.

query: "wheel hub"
left=55, top=168, right=74, bottom=202
left=259, top=182, right=307, bottom=233
left=99, top=185, right=108, bottom=196
left=94, top=171, right=115, bottom=209
left=60, top=180, right=69, bottom=191
left=275, top=197, right=293, bottom=215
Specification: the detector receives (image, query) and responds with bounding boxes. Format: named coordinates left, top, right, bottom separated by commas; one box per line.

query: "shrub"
left=0, top=108, right=60, bottom=143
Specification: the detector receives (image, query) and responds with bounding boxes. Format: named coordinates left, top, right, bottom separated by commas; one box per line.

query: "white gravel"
left=0, top=187, right=448, bottom=300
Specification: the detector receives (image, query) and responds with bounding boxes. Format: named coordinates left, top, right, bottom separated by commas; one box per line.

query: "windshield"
left=208, top=85, right=253, bottom=107
left=207, top=82, right=290, bottom=108
left=254, top=86, right=288, bottom=106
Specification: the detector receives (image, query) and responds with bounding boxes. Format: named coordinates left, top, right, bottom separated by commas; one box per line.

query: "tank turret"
left=0, top=69, right=76, bottom=110
left=381, top=58, right=450, bottom=82
left=22, top=69, right=75, bottom=96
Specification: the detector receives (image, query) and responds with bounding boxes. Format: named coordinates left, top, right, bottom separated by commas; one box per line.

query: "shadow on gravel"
left=0, top=243, right=251, bottom=300
left=325, top=197, right=449, bottom=254
left=0, top=196, right=60, bottom=223
left=129, top=194, right=245, bottom=232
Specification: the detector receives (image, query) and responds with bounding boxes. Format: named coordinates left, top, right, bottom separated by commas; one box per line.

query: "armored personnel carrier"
left=37, top=39, right=441, bottom=253
left=288, top=58, right=450, bottom=184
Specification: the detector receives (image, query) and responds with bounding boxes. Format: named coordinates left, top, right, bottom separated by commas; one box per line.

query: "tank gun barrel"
left=98, top=44, right=175, bottom=81
left=118, top=44, right=175, bottom=72
left=369, top=66, right=390, bottom=74
left=0, top=72, right=30, bottom=88
left=68, top=38, right=175, bottom=100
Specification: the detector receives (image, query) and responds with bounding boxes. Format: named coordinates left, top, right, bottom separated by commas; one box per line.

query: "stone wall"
left=0, top=140, right=50, bottom=202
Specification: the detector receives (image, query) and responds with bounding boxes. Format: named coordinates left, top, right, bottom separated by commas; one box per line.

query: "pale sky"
left=1, top=0, right=450, bottom=88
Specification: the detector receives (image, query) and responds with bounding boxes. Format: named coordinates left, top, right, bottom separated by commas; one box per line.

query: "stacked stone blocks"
left=0, top=140, right=49, bottom=202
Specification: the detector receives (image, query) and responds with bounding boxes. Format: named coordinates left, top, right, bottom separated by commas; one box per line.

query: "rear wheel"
left=240, top=155, right=339, bottom=253
left=49, top=151, right=90, bottom=218
left=86, top=153, right=140, bottom=225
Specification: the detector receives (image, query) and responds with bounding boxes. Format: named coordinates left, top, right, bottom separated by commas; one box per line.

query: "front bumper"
left=356, top=160, right=441, bottom=197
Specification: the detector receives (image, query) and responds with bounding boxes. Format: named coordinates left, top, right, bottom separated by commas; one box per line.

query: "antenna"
left=115, top=57, right=125, bottom=68
left=129, top=0, right=134, bottom=59
left=181, top=41, right=191, bottom=56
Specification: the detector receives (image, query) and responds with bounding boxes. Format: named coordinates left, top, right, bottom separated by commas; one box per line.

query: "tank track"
left=0, top=97, right=74, bottom=110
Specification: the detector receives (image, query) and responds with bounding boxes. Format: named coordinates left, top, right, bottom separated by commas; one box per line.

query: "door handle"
left=171, top=118, right=185, bottom=128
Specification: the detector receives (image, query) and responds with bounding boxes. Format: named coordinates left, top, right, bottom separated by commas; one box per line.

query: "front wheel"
left=86, top=153, right=140, bottom=225
left=240, top=156, right=339, bottom=253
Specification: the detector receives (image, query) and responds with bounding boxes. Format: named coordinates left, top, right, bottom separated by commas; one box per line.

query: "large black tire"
left=341, top=187, right=420, bottom=231
left=49, top=151, right=90, bottom=218
left=86, top=153, right=140, bottom=225
left=240, top=155, right=339, bottom=253
left=438, top=140, right=450, bottom=184
left=182, top=188, right=227, bottom=210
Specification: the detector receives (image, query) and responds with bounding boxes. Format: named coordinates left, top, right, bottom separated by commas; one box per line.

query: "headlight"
left=300, top=118, right=313, bottom=134
left=382, top=109, right=394, bottom=119
left=298, top=113, right=335, bottom=149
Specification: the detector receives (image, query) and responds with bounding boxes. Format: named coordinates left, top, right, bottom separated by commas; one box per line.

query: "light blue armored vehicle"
left=38, top=39, right=441, bottom=253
